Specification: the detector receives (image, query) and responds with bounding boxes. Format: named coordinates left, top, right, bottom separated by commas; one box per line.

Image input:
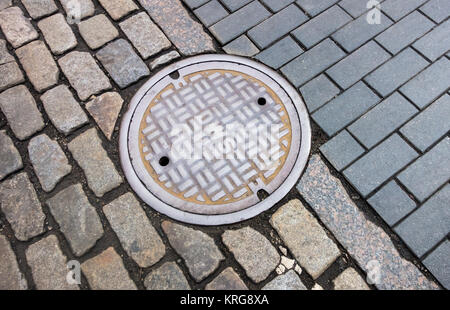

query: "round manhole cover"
left=120, top=55, right=311, bottom=225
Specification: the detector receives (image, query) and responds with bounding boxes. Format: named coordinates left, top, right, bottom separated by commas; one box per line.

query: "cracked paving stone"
left=0, top=62, right=24, bottom=92
left=21, top=0, right=58, bottom=19
left=16, top=40, right=59, bottom=92
left=97, top=39, right=149, bottom=89
left=47, top=184, right=103, bottom=256
left=38, top=13, right=77, bottom=55
left=81, top=247, right=137, bottom=290
left=0, top=172, right=45, bottom=241
left=120, top=12, right=171, bottom=59
left=333, top=267, right=370, bottom=290
left=26, top=235, right=79, bottom=290
left=262, top=270, right=307, bottom=290
left=296, top=154, right=439, bottom=290
left=150, top=51, right=180, bottom=70
left=86, top=92, right=123, bottom=140
left=41, top=85, right=88, bottom=135
left=68, top=128, right=122, bottom=197
left=270, top=199, right=340, bottom=279
left=138, top=0, right=215, bottom=55
left=222, top=226, right=280, bottom=283
left=28, top=134, right=71, bottom=192
left=205, top=267, right=248, bottom=290
left=99, top=0, right=138, bottom=20
left=0, top=85, right=44, bottom=140
left=162, top=221, right=224, bottom=282
left=0, top=39, right=14, bottom=64
left=103, top=193, right=166, bottom=268
left=0, top=235, right=27, bottom=290
left=60, top=0, right=94, bottom=21
left=144, top=262, right=191, bottom=290
left=0, top=130, right=22, bottom=181
left=59, top=51, right=111, bottom=101
left=0, top=7, right=38, bottom=48
left=78, top=14, right=119, bottom=50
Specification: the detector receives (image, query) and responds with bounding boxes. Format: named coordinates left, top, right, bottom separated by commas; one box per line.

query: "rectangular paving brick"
left=98, top=0, right=138, bottom=20
left=420, top=0, right=450, bottom=23
left=296, top=0, right=339, bottom=16
left=183, top=0, right=209, bottom=9
left=348, top=92, right=418, bottom=148
left=254, top=36, right=303, bottom=69
left=332, top=12, right=393, bottom=52
left=281, top=39, right=345, bottom=87
left=209, top=1, right=271, bottom=44
left=397, top=137, right=450, bottom=202
left=261, top=0, right=295, bottom=12
left=382, top=0, right=428, bottom=21
left=423, top=240, right=450, bottom=289
left=326, top=41, right=390, bottom=89
left=248, top=4, right=308, bottom=49
left=339, top=0, right=385, bottom=18
left=221, top=0, right=252, bottom=11
left=320, top=130, right=365, bottom=171
left=413, top=20, right=450, bottom=62
left=368, top=180, right=417, bottom=226
left=343, top=134, right=418, bottom=197
left=400, top=57, right=450, bottom=109
left=292, top=5, right=351, bottom=49
left=375, top=11, right=434, bottom=55
left=312, top=82, right=380, bottom=136
left=400, top=94, right=450, bottom=152
left=223, top=35, right=259, bottom=56
left=299, top=74, right=339, bottom=112
left=194, top=0, right=228, bottom=27
left=395, top=184, right=450, bottom=258
left=365, top=48, right=429, bottom=97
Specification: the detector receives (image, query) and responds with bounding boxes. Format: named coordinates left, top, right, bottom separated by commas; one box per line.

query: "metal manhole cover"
left=120, top=55, right=311, bottom=225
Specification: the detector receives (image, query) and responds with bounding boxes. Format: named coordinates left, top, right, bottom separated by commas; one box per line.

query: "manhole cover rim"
left=120, top=54, right=311, bottom=226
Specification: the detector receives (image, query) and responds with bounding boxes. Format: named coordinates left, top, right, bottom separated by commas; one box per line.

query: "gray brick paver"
left=382, top=0, right=428, bottom=21
left=339, top=0, right=383, bottom=18
left=413, top=19, right=450, bottom=62
left=261, top=0, right=295, bottom=12
left=221, top=0, right=252, bottom=12
left=194, top=0, right=228, bottom=27
left=299, top=74, right=339, bottom=112
left=420, top=0, right=450, bottom=23
left=320, top=130, right=365, bottom=171
left=254, top=36, right=303, bottom=69
left=296, top=0, right=339, bottom=16
left=223, top=35, right=259, bottom=57
left=423, top=240, right=450, bottom=289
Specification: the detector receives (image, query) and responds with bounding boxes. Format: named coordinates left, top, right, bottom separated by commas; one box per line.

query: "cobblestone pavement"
left=0, top=0, right=447, bottom=290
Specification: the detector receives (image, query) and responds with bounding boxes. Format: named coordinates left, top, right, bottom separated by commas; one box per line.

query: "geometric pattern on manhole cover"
left=120, top=55, right=311, bottom=225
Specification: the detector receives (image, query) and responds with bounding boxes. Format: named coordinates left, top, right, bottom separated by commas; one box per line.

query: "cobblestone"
left=0, top=0, right=11, bottom=10
left=0, top=85, right=44, bottom=140
left=98, top=0, right=138, bottom=20
left=338, top=0, right=377, bottom=18
left=38, top=13, right=77, bottom=55
left=420, top=0, right=450, bottom=23
left=104, top=193, right=165, bottom=268
left=254, top=36, right=303, bottom=70
left=47, top=184, right=104, bottom=256
left=0, top=235, right=27, bottom=290
left=0, top=39, right=13, bottom=64
left=222, top=227, right=279, bottom=283
left=262, top=270, right=306, bottom=290
left=270, top=199, right=340, bottom=279
left=150, top=51, right=180, bottom=70
left=194, top=0, right=228, bottom=27
left=0, top=172, right=45, bottom=241
left=144, top=262, right=191, bottom=290
left=320, top=130, right=365, bottom=171
left=223, top=35, right=259, bottom=57
left=81, top=247, right=137, bottom=290
left=0, top=61, right=24, bottom=92
left=58, top=51, right=111, bottom=101
left=423, top=240, right=450, bottom=289
left=21, top=0, right=57, bottom=19
left=68, top=128, right=122, bottom=197
left=162, top=221, right=224, bottom=282
left=333, top=268, right=369, bottom=290
left=26, top=235, right=79, bottom=290
left=78, top=14, right=119, bottom=50
left=28, top=134, right=71, bottom=192
left=59, top=0, right=94, bottom=20
left=205, top=267, right=248, bottom=290
left=0, top=130, right=22, bottom=181
left=120, top=12, right=171, bottom=59
left=0, top=7, right=38, bottom=48
left=86, top=92, right=123, bottom=140
left=413, top=20, right=450, bottom=62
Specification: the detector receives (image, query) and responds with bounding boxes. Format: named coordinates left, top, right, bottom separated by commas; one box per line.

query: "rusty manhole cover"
left=120, top=55, right=311, bottom=225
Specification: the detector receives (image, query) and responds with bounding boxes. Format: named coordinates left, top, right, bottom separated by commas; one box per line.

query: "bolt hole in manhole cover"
left=120, top=55, right=311, bottom=225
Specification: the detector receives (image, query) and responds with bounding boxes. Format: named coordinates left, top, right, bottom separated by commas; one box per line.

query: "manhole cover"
left=120, top=55, right=311, bottom=225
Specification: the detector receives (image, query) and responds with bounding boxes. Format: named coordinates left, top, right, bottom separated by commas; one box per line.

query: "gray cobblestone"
left=420, top=0, right=450, bottom=23
left=98, top=0, right=138, bottom=20
left=120, top=12, right=171, bottom=59
left=144, top=262, right=191, bottom=290
left=150, top=51, right=180, bottom=70
left=16, top=40, right=59, bottom=92
left=0, top=62, right=24, bottom=92
left=206, top=267, right=248, bottom=290
left=348, top=92, right=418, bottom=148
left=47, top=184, right=104, bottom=256
left=333, top=268, right=369, bottom=290
left=0, top=172, right=45, bottom=241
left=0, top=0, right=11, bottom=10
left=413, top=20, right=450, bottom=62
left=395, top=184, right=450, bottom=257
left=0, top=130, right=22, bottom=181
left=0, top=39, right=13, bottom=64
left=382, top=0, right=427, bottom=21
left=365, top=48, right=428, bottom=97
left=104, top=193, right=165, bottom=268
left=368, top=181, right=416, bottom=226
left=423, top=240, right=450, bottom=289
left=221, top=0, right=252, bottom=12
left=248, top=4, right=308, bottom=49
left=397, top=137, right=450, bottom=202
left=97, top=39, right=149, bottom=88
left=68, top=128, right=122, bottom=197
left=223, top=35, right=259, bottom=57
left=327, top=41, right=390, bottom=89
left=299, top=74, right=339, bottom=112
left=86, top=92, right=123, bottom=140
left=0, top=235, right=27, bottom=290
left=320, top=130, right=365, bottom=171
left=38, top=13, right=77, bottom=55
left=222, top=226, right=280, bottom=283
left=254, top=36, right=303, bottom=69
left=296, top=0, right=339, bottom=16
left=292, top=5, right=351, bottom=49
left=262, top=270, right=306, bottom=290
left=343, top=134, right=418, bottom=197
left=376, top=11, right=434, bottom=55
left=400, top=57, right=450, bottom=109
left=400, top=94, right=450, bottom=152
left=312, top=82, right=380, bottom=136
left=0, top=7, right=38, bottom=48
left=194, top=0, right=228, bottom=27
left=281, top=39, right=345, bottom=87
left=78, top=14, right=119, bottom=49
left=59, top=0, right=94, bottom=20
left=21, top=0, right=57, bottom=19
left=28, top=134, right=71, bottom=192
left=0, top=85, right=44, bottom=140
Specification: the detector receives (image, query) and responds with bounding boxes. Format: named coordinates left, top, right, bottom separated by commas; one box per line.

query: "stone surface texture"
left=262, top=270, right=307, bottom=290
left=78, top=14, right=119, bottom=49
left=86, top=92, right=123, bottom=140
left=144, top=262, right=191, bottom=290
left=0, top=235, right=27, bottom=290
left=0, top=7, right=38, bottom=48
left=38, top=13, right=77, bottom=55
left=205, top=267, right=248, bottom=290
left=333, top=268, right=370, bottom=290
left=0, top=130, right=23, bottom=181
